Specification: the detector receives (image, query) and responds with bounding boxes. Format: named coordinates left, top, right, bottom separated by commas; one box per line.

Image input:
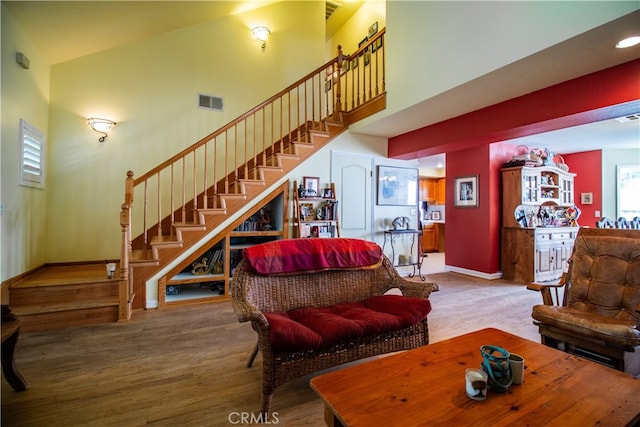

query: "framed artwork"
left=454, top=175, right=479, bottom=208
left=358, top=37, right=368, bottom=51
left=377, top=165, right=419, bottom=206
left=303, top=176, right=320, bottom=197
left=368, top=21, right=378, bottom=38
left=325, top=78, right=332, bottom=92
left=341, top=59, right=350, bottom=75
left=323, top=188, right=334, bottom=199
left=371, top=37, right=383, bottom=53
left=300, top=203, right=315, bottom=221
left=581, top=192, right=593, bottom=205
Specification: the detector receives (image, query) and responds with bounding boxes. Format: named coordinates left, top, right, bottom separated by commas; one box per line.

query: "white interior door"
left=331, top=151, right=374, bottom=240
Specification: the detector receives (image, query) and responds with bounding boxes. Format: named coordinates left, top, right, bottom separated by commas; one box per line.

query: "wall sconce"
left=252, top=26, right=270, bottom=50
left=87, top=118, right=116, bottom=142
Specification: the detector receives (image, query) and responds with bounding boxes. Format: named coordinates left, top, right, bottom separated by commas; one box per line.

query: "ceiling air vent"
left=198, top=93, right=223, bottom=111
left=614, top=113, right=640, bottom=123
left=326, top=1, right=341, bottom=20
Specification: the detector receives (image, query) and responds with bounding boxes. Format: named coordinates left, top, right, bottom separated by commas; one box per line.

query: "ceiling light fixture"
left=615, top=36, right=640, bottom=48
left=88, top=118, right=116, bottom=142
left=252, top=26, right=270, bottom=50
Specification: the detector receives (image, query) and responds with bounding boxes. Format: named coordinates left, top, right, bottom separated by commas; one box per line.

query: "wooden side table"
left=1, top=305, right=28, bottom=391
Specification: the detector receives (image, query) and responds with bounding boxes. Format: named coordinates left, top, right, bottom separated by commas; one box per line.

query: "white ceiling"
left=4, top=1, right=639, bottom=168
left=355, top=9, right=640, bottom=168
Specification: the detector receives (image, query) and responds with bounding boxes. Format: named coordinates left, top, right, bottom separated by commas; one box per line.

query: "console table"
left=382, top=229, right=424, bottom=281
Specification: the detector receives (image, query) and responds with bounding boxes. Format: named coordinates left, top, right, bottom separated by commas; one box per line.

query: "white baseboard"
left=444, top=265, right=503, bottom=280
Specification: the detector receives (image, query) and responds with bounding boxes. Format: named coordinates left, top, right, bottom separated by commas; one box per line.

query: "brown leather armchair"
left=527, top=228, right=640, bottom=377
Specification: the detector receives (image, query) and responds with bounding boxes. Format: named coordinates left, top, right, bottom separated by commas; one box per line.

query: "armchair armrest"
left=527, top=273, right=568, bottom=306
left=394, top=279, right=439, bottom=298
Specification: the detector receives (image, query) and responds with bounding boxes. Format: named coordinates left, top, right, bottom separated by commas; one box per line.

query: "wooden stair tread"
left=150, top=235, right=182, bottom=247
left=173, top=222, right=206, bottom=230
left=13, top=299, right=119, bottom=316
left=217, top=193, right=247, bottom=199
left=130, top=251, right=159, bottom=266
left=11, top=264, right=117, bottom=289
left=237, top=179, right=265, bottom=185
left=195, top=208, right=227, bottom=215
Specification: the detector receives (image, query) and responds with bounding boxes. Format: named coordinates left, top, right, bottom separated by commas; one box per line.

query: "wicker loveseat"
left=231, top=238, right=438, bottom=414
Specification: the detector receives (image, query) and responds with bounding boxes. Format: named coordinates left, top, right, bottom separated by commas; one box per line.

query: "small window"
left=19, top=119, right=45, bottom=189
left=617, top=164, right=640, bottom=219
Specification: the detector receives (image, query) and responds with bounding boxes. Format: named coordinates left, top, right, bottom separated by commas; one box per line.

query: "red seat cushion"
left=263, top=295, right=432, bottom=351
left=263, top=312, right=323, bottom=352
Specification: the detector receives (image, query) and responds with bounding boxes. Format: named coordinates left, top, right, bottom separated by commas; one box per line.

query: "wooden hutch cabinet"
left=501, top=165, right=578, bottom=283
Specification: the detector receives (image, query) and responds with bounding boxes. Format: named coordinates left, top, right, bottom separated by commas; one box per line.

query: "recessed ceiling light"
left=615, top=36, right=640, bottom=48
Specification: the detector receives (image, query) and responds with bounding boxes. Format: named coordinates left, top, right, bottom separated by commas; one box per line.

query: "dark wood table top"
left=310, top=328, right=640, bottom=427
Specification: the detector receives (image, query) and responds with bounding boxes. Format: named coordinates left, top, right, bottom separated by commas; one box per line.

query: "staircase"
left=8, top=32, right=387, bottom=330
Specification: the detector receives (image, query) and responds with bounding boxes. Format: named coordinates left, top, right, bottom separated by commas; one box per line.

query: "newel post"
left=119, top=170, right=134, bottom=281
left=118, top=170, right=135, bottom=320
left=335, top=45, right=343, bottom=115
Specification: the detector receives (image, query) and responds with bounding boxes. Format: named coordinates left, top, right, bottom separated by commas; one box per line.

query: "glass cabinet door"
left=522, top=171, right=540, bottom=204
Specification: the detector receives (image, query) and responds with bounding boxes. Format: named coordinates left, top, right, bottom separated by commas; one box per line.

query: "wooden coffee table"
left=310, top=328, right=640, bottom=426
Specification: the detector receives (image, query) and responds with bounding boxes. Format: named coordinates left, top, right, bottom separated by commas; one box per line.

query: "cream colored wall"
left=1, top=5, right=51, bottom=281
left=326, top=0, right=386, bottom=58
left=44, top=1, right=325, bottom=262
left=353, top=1, right=638, bottom=128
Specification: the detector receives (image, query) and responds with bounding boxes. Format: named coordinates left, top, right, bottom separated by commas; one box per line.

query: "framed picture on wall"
left=376, top=165, right=418, bottom=206
left=454, top=175, right=479, bottom=208
left=303, top=176, right=320, bottom=197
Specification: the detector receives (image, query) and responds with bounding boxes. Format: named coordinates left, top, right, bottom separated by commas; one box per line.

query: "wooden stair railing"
left=119, top=32, right=386, bottom=315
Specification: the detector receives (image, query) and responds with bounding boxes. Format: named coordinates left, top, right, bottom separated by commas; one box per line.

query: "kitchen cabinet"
left=419, top=178, right=436, bottom=203
left=420, top=177, right=445, bottom=205
left=422, top=223, right=438, bottom=253
left=436, top=178, right=446, bottom=205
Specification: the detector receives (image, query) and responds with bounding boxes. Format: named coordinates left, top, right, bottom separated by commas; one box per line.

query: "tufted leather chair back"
left=565, top=228, right=640, bottom=321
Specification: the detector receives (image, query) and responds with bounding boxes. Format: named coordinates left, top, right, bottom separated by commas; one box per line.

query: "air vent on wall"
left=614, top=113, right=640, bottom=123
left=326, top=1, right=341, bottom=20
left=198, top=94, right=223, bottom=111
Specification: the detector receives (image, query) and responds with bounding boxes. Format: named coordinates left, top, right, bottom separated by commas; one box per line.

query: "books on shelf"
left=300, top=224, right=336, bottom=238
left=234, top=207, right=273, bottom=232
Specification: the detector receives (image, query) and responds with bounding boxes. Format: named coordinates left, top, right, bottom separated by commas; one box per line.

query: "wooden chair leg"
left=247, top=341, right=259, bottom=368
left=1, top=327, right=28, bottom=391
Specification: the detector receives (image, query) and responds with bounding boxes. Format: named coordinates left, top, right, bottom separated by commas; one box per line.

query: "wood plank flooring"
left=2, top=256, right=544, bottom=426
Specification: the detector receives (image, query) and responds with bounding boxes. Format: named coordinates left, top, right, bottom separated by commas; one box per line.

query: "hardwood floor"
left=2, top=257, right=543, bottom=426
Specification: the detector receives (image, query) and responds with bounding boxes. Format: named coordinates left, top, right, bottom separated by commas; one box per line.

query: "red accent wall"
left=445, top=145, right=494, bottom=273
left=563, top=150, right=602, bottom=228
left=389, top=60, right=639, bottom=276
left=389, top=59, right=640, bottom=160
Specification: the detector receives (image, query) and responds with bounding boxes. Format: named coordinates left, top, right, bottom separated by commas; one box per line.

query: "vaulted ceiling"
left=4, top=1, right=639, bottom=162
